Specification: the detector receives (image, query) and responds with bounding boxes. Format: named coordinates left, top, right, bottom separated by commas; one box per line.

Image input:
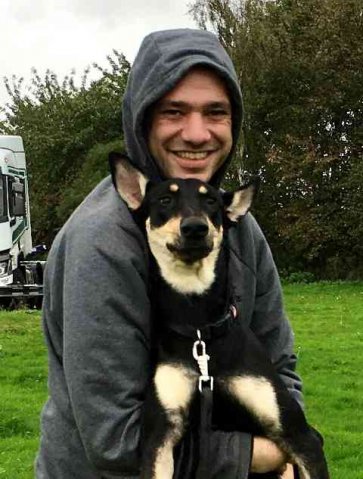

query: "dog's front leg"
left=143, top=363, right=197, bottom=479
left=223, top=374, right=282, bottom=434
left=221, top=375, right=329, bottom=479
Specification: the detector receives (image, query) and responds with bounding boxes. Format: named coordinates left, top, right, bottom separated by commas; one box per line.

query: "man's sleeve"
left=58, top=218, right=150, bottom=476
left=248, top=215, right=304, bottom=407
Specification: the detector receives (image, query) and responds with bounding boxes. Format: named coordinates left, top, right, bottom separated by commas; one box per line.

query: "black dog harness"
left=164, top=304, right=238, bottom=341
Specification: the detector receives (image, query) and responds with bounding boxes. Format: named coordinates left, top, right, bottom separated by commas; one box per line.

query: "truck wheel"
left=10, top=268, right=26, bottom=310
left=27, top=296, right=43, bottom=310
left=0, top=298, right=13, bottom=310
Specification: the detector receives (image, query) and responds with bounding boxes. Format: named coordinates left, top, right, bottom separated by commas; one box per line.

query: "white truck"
left=0, top=135, right=45, bottom=307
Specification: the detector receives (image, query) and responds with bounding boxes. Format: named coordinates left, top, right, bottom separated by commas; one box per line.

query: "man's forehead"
left=156, top=99, right=231, bottom=110
left=156, top=67, right=231, bottom=105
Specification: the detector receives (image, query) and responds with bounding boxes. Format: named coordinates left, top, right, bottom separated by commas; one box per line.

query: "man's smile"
left=170, top=151, right=216, bottom=170
left=171, top=151, right=212, bottom=160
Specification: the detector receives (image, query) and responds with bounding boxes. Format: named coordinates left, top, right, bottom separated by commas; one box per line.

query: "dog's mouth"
left=167, top=239, right=213, bottom=264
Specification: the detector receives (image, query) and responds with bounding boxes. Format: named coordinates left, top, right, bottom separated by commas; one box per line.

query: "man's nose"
left=180, top=113, right=212, bottom=144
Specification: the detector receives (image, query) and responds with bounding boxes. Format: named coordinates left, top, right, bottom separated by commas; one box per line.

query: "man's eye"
left=159, top=196, right=172, bottom=206
left=208, top=109, right=228, bottom=117
left=161, top=109, right=182, bottom=117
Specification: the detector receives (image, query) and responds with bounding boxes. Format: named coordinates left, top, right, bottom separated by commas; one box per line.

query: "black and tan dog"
left=110, top=153, right=329, bottom=479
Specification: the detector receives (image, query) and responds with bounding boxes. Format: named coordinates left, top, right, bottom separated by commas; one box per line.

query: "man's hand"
left=250, top=436, right=290, bottom=474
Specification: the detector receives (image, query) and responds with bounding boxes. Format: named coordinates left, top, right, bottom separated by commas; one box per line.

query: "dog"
left=109, top=152, right=329, bottom=479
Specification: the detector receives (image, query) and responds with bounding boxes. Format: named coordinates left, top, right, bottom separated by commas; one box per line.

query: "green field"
left=0, top=282, right=362, bottom=478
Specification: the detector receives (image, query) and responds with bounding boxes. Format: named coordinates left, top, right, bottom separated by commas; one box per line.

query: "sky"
left=1, top=0, right=197, bottom=113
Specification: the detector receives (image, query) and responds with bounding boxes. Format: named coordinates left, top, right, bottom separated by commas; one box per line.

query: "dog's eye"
left=159, top=196, right=172, bottom=206
left=206, top=197, right=217, bottom=206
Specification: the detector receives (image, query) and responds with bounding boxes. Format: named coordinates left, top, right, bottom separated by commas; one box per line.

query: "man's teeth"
left=175, top=151, right=209, bottom=160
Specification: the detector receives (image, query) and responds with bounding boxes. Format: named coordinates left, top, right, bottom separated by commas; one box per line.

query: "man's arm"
left=45, top=209, right=150, bottom=476
left=65, top=224, right=149, bottom=473
left=247, top=214, right=303, bottom=406
left=245, top=214, right=303, bottom=476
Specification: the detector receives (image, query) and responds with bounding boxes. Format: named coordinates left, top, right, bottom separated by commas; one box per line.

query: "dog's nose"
left=180, top=217, right=209, bottom=239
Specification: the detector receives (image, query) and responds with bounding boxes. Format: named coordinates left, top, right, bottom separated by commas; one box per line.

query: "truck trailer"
left=0, top=135, right=44, bottom=307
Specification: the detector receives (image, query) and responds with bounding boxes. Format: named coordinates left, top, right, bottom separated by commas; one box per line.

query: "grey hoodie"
left=35, top=29, right=302, bottom=479
left=122, top=28, right=243, bottom=186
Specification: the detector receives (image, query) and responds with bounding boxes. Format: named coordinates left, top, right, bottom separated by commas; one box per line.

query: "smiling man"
left=148, top=67, right=233, bottom=181
left=36, top=29, right=303, bottom=479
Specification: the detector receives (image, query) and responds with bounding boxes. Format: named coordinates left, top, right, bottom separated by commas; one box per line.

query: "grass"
left=0, top=282, right=362, bottom=478
left=0, top=310, right=47, bottom=478
left=283, top=282, right=363, bottom=478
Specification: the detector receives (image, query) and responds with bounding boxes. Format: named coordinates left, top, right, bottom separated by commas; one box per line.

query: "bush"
left=281, top=270, right=316, bottom=284
left=56, top=138, right=124, bottom=227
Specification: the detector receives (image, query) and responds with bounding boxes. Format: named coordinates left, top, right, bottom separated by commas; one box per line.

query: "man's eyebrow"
left=156, top=100, right=231, bottom=110
left=156, top=100, right=188, bottom=109
left=205, top=101, right=231, bottom=110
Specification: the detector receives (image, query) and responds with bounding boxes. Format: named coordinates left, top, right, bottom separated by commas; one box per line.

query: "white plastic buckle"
left=192, top=329, right=214, bottom=391
left=198, top=375, right=214, bottom=392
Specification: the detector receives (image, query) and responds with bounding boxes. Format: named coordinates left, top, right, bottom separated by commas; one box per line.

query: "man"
left=36, top=29, right=302, bottom=478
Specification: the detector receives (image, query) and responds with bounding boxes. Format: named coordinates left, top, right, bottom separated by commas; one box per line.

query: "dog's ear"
left=109, top=151, right=149, bottom=210
left=222, top=177, right=260, bottom=222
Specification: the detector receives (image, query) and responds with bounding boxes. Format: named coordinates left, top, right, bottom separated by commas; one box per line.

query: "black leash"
left=192, top=328, right=215, bottom=479
left=171, top=304, right=238, bottom=478
left=192, top=329, right=214, bottom=479
left=191, top=306, right=238, bottom=478
left=196, top=385, right=214, bottom=479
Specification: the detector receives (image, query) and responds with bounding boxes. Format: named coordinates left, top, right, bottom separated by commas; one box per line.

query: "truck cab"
left=0, top=135, right=43, bottom=306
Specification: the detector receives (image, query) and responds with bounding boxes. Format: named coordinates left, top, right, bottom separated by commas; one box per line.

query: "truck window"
left=11, top=179, right=26, bottom=216
left=0, top=175, right=6, bottom=221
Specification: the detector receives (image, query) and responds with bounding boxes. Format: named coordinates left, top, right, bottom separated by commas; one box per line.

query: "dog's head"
left=110, top=152, right=258, bottom=294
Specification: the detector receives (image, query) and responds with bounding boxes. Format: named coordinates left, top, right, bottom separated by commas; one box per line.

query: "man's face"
left=148, top=68, right=233, bottom=182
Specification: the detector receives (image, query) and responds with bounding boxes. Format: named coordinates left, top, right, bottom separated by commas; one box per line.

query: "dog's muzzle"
left=167, top=216, right=213, bottom=263
left=180, top=216, right=209, bottom=240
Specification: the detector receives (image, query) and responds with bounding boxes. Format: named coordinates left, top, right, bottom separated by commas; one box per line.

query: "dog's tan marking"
left=169, top=183, right=179, bottom=192
left=148, top=215, right=180, bottom=235
left=199, top=185, right=208, bottom=194
left=146, top=216, right=223, bottom=294
left=152, top=364, right=197, bottom=478
left=227, top=375, right=281, bottom=432
left=153, top=439, right=174, bottom=479
left=154, top=363, right=196, bottom=411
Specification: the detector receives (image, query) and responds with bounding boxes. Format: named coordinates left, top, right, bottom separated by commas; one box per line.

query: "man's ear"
left=109, top=151, right=149, bottom=210
left=223, top=178, right=260, bottom=222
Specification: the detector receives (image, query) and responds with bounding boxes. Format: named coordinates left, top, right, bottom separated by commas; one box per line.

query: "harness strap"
left=164, top=305, right=238, bottom=340
left=195, top=386, right=214, bottom=479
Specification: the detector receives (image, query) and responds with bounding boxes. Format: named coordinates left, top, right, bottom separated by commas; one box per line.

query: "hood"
left=122, top=28, right=243, bottom=187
